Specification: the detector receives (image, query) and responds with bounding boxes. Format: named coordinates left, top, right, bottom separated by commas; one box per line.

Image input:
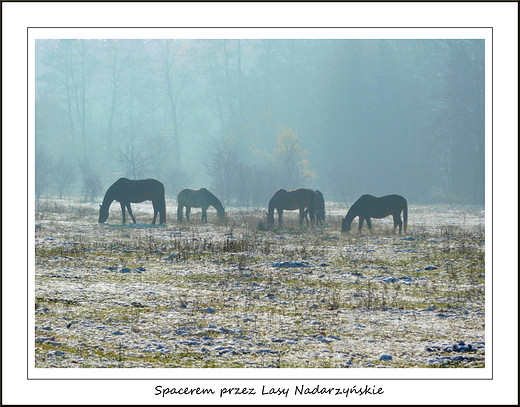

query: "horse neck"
left=345, top=205, right=358, bottom=223
left=268, top=199, right=276, bottom=215
left=317, top=192, right=324, bottom=208
left=308, top=193, right=316, bottom=210
left=177, top=192, right=186, bottom=206
left=209, top=194, right=223, bottom=210
left=101, top=190, right=115, bottom=209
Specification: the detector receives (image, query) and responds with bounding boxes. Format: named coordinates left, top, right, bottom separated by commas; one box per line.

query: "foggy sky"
left=35, top=39, right=485, bottom=205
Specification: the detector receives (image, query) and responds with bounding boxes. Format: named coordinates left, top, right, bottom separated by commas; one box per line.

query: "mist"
left=35, top=39, right=485, bottom=206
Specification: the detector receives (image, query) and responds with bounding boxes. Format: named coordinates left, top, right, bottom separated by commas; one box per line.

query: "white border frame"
left=3, top=2, right=517, bottom=405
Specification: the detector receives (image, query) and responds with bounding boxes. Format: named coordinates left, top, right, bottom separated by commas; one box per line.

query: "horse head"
left=98, top=204, right=109, bottom=223
left=341, top=217, right=351, bottom=232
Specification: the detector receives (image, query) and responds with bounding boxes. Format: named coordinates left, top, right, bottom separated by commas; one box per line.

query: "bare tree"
left=55, top=158, right=75, bottom=198
left=163, top=167, right=195, bottom=200
left=327, top=166, right=361, bottom=206
left=116, top=132, right=149, bottom=180
left=156, top=40, right=189, bottom=169
left=99, top=40, right=139, bottom=145
left=205, top=141, right=242, bottom=205
left=79, top=160, right=102, bottom=202
left=35, top=147, right=53, bottom=199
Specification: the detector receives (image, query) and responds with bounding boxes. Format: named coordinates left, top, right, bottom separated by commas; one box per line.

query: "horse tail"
left=177, top=191, right=184, bottom=222
left=177, top=204, right=183, bottom=222
left=316, top=190, right=325, bottom=221
left=152, top=181, right=166, bottom=224
left=267, top=199, right=275, bottom=224
left=308, top=190, right=316, bottom=223
left=159, top=191, right=167, bottom=224
left=403, top=198, right=408, bottom=233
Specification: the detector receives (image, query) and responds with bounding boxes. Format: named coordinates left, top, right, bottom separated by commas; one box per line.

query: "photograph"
left=2, top=2, right=517, bottom=405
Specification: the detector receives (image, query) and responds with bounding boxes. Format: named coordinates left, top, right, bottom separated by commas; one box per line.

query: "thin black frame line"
left=28, top=28, right=492, bottom=381
left=27, top=26, right=493, bottom=29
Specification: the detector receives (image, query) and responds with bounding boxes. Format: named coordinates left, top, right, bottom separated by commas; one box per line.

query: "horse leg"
left=120, top=202, right=126, bottom=223
left=177, top=205, right=183, bottom=222
left=185, top=207, right=191, bottom=222
left=202, top=207, right=207, bottom=223
left=299, top=208, right=305, bottom=227
left=358, top=217, right=364, bottom=231
left=366, top=217, right=372, bottom=230
left=277, top=209, right=283, bottom=227
left=158, top=201, right=166, bottom=224
left=126, top=203, right=136, bottom=223
left=152, top=202, right=158, bottom=224
left=394, top=214, right=403, bottom=234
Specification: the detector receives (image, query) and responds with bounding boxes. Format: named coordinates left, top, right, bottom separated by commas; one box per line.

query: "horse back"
left=111, top=178, right=164, bottom=203
left=178, top=188, right=219, bottom=208
left=352, top=194, right=400, bottom=218
left=269, top=189, right=287, bottom=206
left=272, top=188, right=315, bottom=211
left=384, top=194, right=407, bottom=211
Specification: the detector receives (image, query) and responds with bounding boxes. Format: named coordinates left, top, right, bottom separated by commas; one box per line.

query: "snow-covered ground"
left=34, top=200, right=485, bottom=369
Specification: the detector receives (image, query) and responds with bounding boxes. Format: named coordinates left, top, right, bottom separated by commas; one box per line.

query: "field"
left=34, top=199, right=486, bottom=369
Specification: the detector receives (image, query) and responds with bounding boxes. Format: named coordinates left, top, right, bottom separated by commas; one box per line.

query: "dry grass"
left=34, top=199, right=485, bottom=368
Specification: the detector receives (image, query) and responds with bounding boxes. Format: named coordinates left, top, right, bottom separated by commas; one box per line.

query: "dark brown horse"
left=98, top=178, right=166, bottom=224
left=304, top=190, right=325, bottom=226
left=177, top=188, right=225, bottom=223
left=341, top=194, right=408, bottom=234
left=267, top=188, right=316, bottom=227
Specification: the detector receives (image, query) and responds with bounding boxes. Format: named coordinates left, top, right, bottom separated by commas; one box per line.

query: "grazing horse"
left=98, top=178, right=166, bottom=224
left=341, top=194, right=408, bottom=234
left=304, top=190, right=326, bottom=226
left=267, top=188, right=316, bottom=227
left=177, top=188, right=225, bottom=223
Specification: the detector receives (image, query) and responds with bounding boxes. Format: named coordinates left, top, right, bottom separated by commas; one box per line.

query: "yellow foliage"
left=272, top=126, right=316, bottom=182
left=274, top=126, right=302, bottom=157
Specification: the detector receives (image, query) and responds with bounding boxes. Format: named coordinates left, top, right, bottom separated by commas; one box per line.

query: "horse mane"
left=205, top=188, right=223, bottom=207
left=267, top=190, right=285, bottom=223
left=343, top=197, right=362, bottom=226
left=100, top=178, right=126, bottom=211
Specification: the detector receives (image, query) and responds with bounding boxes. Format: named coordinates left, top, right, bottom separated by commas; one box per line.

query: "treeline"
left=35, top=39, right=485, bottom=205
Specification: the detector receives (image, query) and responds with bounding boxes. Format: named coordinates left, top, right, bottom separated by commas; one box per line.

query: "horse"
left=267, top=188, right=316, bottom=227
left=341, top=194, right=408, bottom=234
left=177, top=188, right=225, bottom=223
left=304, top=190, right=325, bottom=226
left=98, top=178, right=166, bottom=224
